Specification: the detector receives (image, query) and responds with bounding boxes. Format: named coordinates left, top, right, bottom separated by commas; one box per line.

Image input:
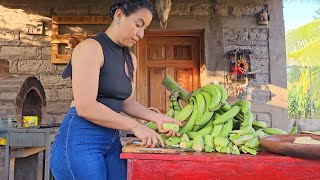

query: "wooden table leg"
left=127, top=159, right=133, bottom=180
left=9, top=158, right=15, bottom=180
left=44, top=132, right=51, bottom=180
left=4, top=132, right=10, bottom=180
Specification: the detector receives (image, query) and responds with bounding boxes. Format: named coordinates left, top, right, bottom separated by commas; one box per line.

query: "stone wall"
left=203, top=0, right=288, bottom=130
left=0, top=0, right=288, bottom=129
left=0, top=0, right=111, bottom=123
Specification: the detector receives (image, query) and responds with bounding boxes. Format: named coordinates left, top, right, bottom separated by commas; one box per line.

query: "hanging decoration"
left=155, top=0, right=172, bottom=29
left=257, top=4, right=269, bottom=25
left=224, top=48, right=258, bottom=100
left=236, top=58, right=249, bottom=74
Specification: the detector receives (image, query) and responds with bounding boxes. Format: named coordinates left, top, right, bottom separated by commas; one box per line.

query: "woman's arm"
left=123, top=98, right=165, bottom=123
left=123, top=97, right=182, bottom=137
left=122, top=53, right=182, bottom=136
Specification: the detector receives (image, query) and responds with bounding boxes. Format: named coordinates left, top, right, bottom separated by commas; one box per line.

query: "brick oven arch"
left=15, top=77, right=46, bottom=127
left=0, top=76, right=46, bottom=127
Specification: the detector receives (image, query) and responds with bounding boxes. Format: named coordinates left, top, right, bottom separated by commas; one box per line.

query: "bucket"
left=0, top=118, right=17, bottom=138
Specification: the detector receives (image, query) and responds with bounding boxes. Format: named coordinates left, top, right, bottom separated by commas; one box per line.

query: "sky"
left=283, top=1, right=320, bottom=32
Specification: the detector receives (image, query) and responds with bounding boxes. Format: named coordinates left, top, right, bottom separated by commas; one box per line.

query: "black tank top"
left=62, top=32, right=133, bottom=113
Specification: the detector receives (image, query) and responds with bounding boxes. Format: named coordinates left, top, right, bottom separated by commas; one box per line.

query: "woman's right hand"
left=131, top=124, right=164, bottom=148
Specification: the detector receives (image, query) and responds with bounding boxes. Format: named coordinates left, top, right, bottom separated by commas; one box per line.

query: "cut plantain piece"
left=293, top=136, right=320, bottom=144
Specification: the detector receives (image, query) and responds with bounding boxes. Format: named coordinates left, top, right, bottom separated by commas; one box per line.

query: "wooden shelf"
left=51, top=16, right=111, bottom=64
left=10, top=147, right=45, bottom=158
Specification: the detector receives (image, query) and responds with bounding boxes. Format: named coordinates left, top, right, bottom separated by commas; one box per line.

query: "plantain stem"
left=162, top=75, right=191, bottom=103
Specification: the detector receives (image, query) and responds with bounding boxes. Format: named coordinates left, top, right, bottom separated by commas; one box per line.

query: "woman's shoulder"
left=72, top=38, right=104, bottom=66
left=74, top=38, right=101, bottom=51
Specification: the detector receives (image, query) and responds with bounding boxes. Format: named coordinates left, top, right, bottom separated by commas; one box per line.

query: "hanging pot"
left=257, top=9, right=269, bottom=25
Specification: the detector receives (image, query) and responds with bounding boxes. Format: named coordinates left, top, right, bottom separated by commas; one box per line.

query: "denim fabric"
left=50, top=107, right=127, bottom=180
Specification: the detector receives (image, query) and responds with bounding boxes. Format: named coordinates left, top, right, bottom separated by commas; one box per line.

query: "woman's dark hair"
left=109, top=0, right=154, bottom=82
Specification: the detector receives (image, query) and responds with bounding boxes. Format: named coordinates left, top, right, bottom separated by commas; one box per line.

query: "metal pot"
left=0, top=118, right=18, bottom=129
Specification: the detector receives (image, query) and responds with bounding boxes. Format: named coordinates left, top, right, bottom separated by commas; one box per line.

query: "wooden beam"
left=52, top=16, right=111, bottom=25
left=145, top=30, right=204, bottom=37
left=10, top=147, right=45, bottom=158
left=51, top=34, right=94, bottom=44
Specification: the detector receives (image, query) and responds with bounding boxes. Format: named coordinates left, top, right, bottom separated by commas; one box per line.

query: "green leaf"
left=286, top=19, right=320, bottom=57
left=287, top=38, right=320, bottom=66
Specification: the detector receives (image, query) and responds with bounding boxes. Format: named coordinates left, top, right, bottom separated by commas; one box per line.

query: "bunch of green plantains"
left=146, top=78, right=297, bottom=155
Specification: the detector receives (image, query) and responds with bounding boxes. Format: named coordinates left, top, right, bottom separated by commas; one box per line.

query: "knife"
left=131, top=140, right=195, bottom=152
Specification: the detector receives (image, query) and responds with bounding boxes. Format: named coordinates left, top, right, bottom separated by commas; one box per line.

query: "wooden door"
left=137, top=31, right=202, bottom=113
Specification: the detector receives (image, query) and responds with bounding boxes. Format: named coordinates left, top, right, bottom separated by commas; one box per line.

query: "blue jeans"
left=50, top=107, right=127, bottom=180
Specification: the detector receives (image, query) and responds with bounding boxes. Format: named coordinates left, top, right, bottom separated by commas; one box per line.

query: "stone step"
left=46, top=101, right=70, bottom=114
left=0, top=80, right=24, bottom=86
left=0, top=100, right=16, bottom=119
left=0, top=107, right=15, bottom=118
left=0, top=92, right=18, bottom=101
left=0, top=75, right=29, bottom=82
left=0, top=76, right=30, bottom=91
left=0, top=85, right=20, bottom=93
left=0, top=100, right=15, bottom=107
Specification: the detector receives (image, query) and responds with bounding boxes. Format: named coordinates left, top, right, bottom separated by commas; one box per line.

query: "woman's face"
left=117, top=8, right=153, bottom=47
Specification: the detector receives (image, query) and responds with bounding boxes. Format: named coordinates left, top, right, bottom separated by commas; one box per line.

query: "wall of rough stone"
left=0, top=0, right=288, bottom=129
left=0, top=0, right=111, bottom=122
left=219, top=0, right=287, bottom=130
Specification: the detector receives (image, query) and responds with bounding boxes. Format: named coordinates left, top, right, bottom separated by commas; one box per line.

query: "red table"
left=121, top=152, right=320, bottom=180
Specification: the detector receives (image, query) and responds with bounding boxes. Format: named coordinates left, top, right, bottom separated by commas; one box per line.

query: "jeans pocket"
left=50, top=131, right=61, bottom=159
left=112, top=130, right=119, bottom=143
left=106, top=130, right=119, bottom=152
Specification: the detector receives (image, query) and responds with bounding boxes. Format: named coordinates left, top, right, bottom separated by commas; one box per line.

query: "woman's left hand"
left=155, top=115, right=183, bottom=137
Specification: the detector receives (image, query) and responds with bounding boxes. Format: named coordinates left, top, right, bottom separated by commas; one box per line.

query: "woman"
left=50, top=0, right=182, bottom=179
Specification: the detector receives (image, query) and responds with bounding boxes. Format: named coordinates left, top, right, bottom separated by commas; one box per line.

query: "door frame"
left=134, top=30, right=205, bottom=105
